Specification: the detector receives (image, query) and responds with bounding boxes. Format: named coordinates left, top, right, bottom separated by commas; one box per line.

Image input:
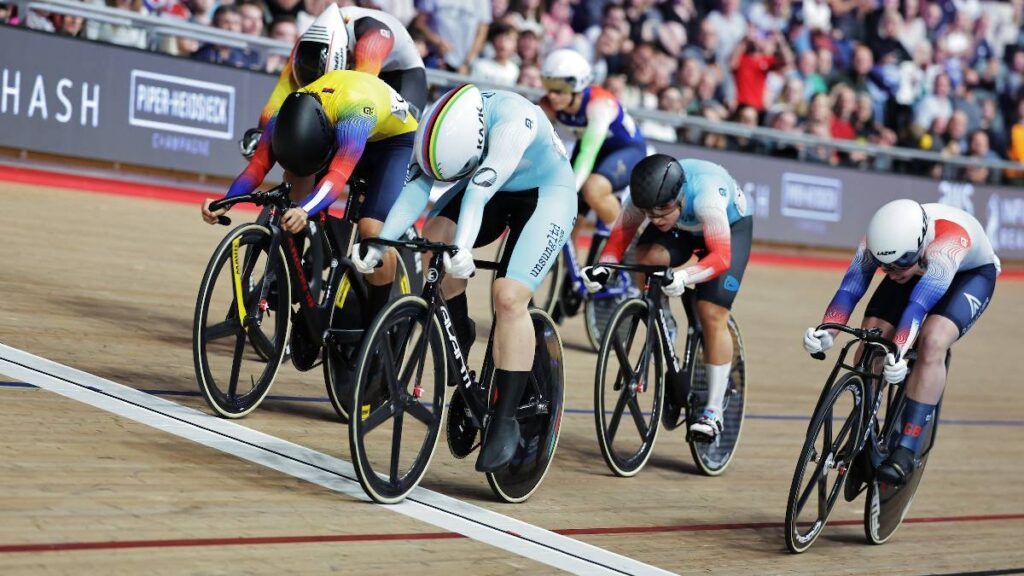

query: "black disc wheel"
left=486, top=309, right=566, bottom=503
left=864, top=395, right=940, bottom=545
left=688, top=316, right=748, bottom=476
left=594, top=298, right=664, bottom=477
left=193, top=224, right=291, bottom=418
left=785, top=373, right=867, bottom=553
left=348, top=296, right=448, bottom=504
left=324, top=254, right=416, bottom=421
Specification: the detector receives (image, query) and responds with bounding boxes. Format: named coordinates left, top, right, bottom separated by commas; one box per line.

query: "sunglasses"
left=642, top=201, right=680, bottom=219
left=879, top=250, right=921, bottom=272
left=541, top=77, right=576, bottom=94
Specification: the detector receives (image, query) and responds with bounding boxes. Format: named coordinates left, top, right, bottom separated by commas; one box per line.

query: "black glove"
left=239, top=127, right=262, bottom=160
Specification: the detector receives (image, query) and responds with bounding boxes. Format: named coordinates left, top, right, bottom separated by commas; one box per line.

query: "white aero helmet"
left=866, top=199, right=930, bottom=268
left=292, top=3, right=349, bottom=86
left=541, top=49, right=592, bottom=93
left=415, top=84, right=485, bottom=182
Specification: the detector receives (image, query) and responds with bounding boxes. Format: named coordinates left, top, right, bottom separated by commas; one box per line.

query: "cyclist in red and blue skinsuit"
left=804, top=200, right=1000, bottom=487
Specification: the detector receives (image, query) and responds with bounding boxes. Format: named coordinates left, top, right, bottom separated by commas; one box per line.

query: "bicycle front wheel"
left=785, top=373, right=867, bottom=553
left=193, top=224, right=291, bottom=418
left=688, top=316, right=748, bottom=476
left=348, top=295, right=448, bottom=504
left=594, top=298, right=664, bottom=477
left=486, top=309, right=566, bottom=503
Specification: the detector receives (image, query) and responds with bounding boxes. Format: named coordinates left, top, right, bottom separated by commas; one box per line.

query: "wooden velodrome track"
left=1, top=172, right=1023, bottom=575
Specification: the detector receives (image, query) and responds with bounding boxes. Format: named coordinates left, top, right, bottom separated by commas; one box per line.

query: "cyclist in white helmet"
left=803, top=199, right=1000, bottom=487
left=539, top=48, right=646, bottom=240
left=352, top=84, right=577, bottom=473
left=240, top=3, right=426, bottom=159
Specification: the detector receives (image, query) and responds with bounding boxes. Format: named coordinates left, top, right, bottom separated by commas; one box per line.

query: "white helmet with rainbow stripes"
left=414, top=84, right=485, bottom=182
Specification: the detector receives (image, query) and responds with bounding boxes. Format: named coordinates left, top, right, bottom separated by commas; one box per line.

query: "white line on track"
left=0, top=344, right=674, bottom=576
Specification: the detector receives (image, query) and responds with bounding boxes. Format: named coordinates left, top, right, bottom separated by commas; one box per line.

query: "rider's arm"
left=297, top=105, right=377, bottom=216
left=821, top=239, right=878, bottom=326
left=352, top=17, right=395, bottom=76
left=241, top=69, right=298, bottom=166
left=226, top=118, right=277, bottom=198
left=598, top=195, right=646, bottom=264
left=893, top=220, right=972, bottom=356
left=453, top=111, right=536, bottom=250
left=683, top=192, right=733, bottom=283
left=571, top=96, right=616, bottom=192
left=378, top=162, right=434, bottom=241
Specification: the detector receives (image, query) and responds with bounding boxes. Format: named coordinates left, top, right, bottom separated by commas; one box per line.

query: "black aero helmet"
left=271, top=92, right=334, bottom=177
left=630, top=154, right=685, bottom=209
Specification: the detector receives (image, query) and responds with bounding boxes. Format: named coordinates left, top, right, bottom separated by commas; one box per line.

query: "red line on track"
left=2, top=513, right=1021, bottom=554
left=2, top=163, right=1021, bottom=277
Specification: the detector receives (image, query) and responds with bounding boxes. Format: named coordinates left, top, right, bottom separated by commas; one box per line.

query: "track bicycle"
left=192, top=181, right=419, bottom=419
left=348, top=236, right=565, bottom=504
left=785, top=323, right=945, bottom=553
left=493, top=222, right=639, bottom=351
left=593, top=263, right=747, bottom=477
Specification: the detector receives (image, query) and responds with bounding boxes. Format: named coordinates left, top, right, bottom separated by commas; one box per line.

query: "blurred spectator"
left=899, top=0, right=926, bottom=53
left=640, top=86, right=684, bottom=143
left=963, top=129, right=1000, bottom=184
left=471, top=23, right=520, bottom=85
left=659, top=0, right=696, bottom=30
left=677, top=56, right=703, bottom=95
left=941, top=109, right=970, bottom=157
left=239, top=0, right=267, bottom=36
left=0, top=3, right=15, bottom=24
left=705, top=0, right=746, bottom=64
left=620, top=42, right=658, bottom=109
left=830, top=84, right=857, bottom=140
left=922, top=1, right=945, bottom=44
left=978, top=97, right=1006, bottom=155
left=695, top=70, right=728, bottom=118
left=296, top=0, right=330, bottom=32
left=775, top=76, right=807, bottom=117
left=816, top=46, right=839, bottom=86
left=264, top=15, right=297, bottom=73
left=542, top=0, right=575, bottom=50
left=516, top=28, right=542, bottom=67
left=368, top=0, right=416, bottom=25
left=799, top=0, right=831, bottom=33
left=1005, top=99, right=1024, bottom=182
left=591, top=24, right=627, bottom=82
left=747, top=0, right=791, bottom=36
left=517, top=62, right=543, bottom=88
left=85, top=0, right=148, bottom=49
left=725, top=105, right=760, bottom=152
left=53, top=13, right=86, bottom=37
left=414, top=0, right=492, bottom=73
left=510, top=0, right=543, bottom=32
left=187, top=0, right=217, bottom=22
left=915, top=72, right=954, bottom=130
left=192, top=5, right=251, bottom=67
left=804, top=120, right=838, bottom=164
left=682, top=19, right=722, bottom=73
left=870, top=10, right=910, bottom=64
left=25, top=8, right=55, bottom=31
left=624, top=0, right=663, bottom=47
left=584, top=2, right=629, bottom=46
left=266, top=0, right=301, bottom=18
left=731, top=30, right=793, bottom=111
left=767, top=109, right=799, bottom=158
left=789, top=49, right=827, bottom=100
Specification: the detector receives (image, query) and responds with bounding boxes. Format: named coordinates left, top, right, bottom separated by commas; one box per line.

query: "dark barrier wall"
left=0, top=26, right=276, bottom=178
left=3, top=25, right=1023, bottom=259
left=654, top=141, right=1024, bottom=259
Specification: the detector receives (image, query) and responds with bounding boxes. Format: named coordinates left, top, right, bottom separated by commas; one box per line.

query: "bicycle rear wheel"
left=193, top=224, right=291, bottom=418
left=785, top=373, right=866, bottom=553
left=863, top=395, right=941, bottom=545
left=594, top=299, right=664, bottom=477
left=324, top=254, right=415, bottom=421
left=487, top=309, right=566, bottom=503
left=348, top=295, right=448, bottom=504
left=688, top=316, right=748, bottom=476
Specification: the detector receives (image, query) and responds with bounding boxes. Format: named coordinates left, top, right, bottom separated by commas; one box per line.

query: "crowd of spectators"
left=3, top=0, right=1024, bottom=182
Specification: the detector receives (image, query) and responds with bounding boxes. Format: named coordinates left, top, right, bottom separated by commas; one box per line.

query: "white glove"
left=581, top=265, right=611, bottom=293
left=352, top=242, right=383, bottom=274
left=883, top=353, right=908, bottom=384
left=803, top=328, right=834, bottom=355
left=444, top=248, right=476, bottom=279
left=662, top=268, right=689, bottom=297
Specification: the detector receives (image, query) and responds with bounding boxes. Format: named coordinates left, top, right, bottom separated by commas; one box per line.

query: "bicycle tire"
left=785, top=373, right=867, bottom=553
left=594, top=298, right=664, bottom=477
left=324, top=254, right=415, bottom=421
left=863, top=395, right=940, bottom=545
left=688, top=316, right=748, bottom=476
left=348, top=295, right=448, bottom=504
left=486, top=308, right=566, bottom=503
left=193, top=224, right=291, bottom=418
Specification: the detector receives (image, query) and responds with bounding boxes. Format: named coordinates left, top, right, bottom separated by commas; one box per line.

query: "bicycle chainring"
left=446, top=391, right=479, bottom=459
left=289, top=314, right=320, bottom=372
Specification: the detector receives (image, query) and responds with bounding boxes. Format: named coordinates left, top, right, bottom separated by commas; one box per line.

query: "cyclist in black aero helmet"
left=582, top=153, right=754, bottom=442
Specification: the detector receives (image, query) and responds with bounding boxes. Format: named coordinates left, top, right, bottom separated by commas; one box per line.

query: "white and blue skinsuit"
left=379, top=89, right=577, bottom=290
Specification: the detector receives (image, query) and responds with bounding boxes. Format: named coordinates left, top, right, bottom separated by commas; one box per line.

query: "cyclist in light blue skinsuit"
left=353, top=84, right=576, bottom=473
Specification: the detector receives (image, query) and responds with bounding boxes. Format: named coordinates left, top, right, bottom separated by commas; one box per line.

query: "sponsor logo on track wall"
left=0, top=27, right=275, bottom=177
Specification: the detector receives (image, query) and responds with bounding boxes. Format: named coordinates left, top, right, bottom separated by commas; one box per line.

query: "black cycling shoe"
left=876, top=445, right=916, bottom=487
left=475, top=416, right=521, bottom=472
left=843, top=446, right=868, bottom=502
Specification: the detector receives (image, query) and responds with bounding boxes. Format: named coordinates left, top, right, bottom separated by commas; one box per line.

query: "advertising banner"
left=0, top=26, right=276, bottom=178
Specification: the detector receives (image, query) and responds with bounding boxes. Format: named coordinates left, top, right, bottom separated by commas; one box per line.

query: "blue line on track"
left=4, top=381, right=1022, bottom=427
